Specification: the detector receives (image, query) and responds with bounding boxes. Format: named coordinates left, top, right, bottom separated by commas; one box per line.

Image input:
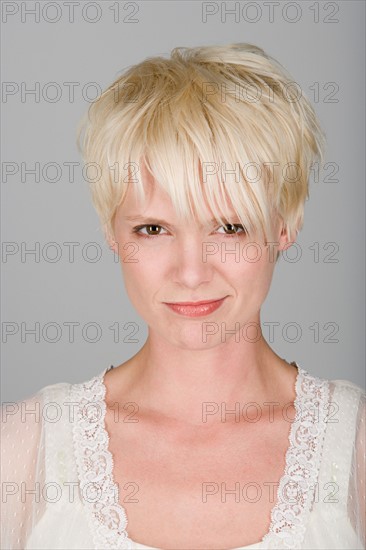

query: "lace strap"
left=70, top=373, right=131, bottom=549
left=262, top=368, right=330, bottom=549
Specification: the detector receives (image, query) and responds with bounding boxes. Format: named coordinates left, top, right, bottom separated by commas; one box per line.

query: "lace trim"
left=70, top=364, right=330, bottom=550
left=262, top=367, right=330, bottom=549
left=70, top=369, right=131, bottom=549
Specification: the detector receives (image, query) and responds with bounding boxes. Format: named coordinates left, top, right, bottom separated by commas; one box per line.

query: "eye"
left=216, top=223, right=246, bottom=236
left=131, top=222, right=247, bottom=239
left=132, top=224, right=168, bottom=238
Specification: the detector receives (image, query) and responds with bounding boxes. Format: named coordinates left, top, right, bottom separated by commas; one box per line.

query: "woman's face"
left=109, top=163, right=290, bottom=350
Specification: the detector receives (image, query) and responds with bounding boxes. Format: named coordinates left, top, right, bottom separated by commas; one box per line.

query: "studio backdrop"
left=1, top=0, right=365, bottom=402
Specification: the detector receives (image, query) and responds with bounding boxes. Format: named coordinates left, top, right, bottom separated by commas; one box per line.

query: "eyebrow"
left=124, top=215, right=240, bottom=226
left=124, top=216, right=172, bottom=225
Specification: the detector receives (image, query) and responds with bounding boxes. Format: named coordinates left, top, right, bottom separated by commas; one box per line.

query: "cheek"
left=119, top=249, right=162, bottom=303
left=225, top=246, right=275, bottom=297
left=120, top=263, right=153, bottom=322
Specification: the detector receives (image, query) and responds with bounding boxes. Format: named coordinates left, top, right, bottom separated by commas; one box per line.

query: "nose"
left=171, top=235, right=214, bottom=288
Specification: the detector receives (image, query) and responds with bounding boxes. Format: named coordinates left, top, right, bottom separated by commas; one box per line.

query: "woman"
left=1, top=43, right=365, bottom=550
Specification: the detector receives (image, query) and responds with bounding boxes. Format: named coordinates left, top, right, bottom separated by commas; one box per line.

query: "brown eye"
left=146, top=225, right=161, bottom=235
left=224, top=224, right=237, bottom=234
left=132, top=224, right=168, bottom=238
left=217, top=223, right=246, bottom=235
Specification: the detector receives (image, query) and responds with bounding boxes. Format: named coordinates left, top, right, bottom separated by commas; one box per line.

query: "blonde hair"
left=77, top=43, right=326, bottom=244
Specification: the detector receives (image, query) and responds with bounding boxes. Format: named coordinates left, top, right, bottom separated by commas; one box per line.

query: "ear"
left=277, top=224, right=297, bottom=252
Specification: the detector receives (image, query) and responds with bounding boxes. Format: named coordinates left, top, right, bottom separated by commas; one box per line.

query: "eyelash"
left=131, top=223, right=247, bottom=239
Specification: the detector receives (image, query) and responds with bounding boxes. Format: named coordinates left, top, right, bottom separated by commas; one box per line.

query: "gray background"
left=1, top=0, right=365, bottom=402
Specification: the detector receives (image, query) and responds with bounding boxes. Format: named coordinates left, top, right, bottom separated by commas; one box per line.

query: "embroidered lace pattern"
left=262, top=367, right=330, bottom=549
left=70, top=374, right=131, bottom=549
left=70, top=365, right=330, bottom=549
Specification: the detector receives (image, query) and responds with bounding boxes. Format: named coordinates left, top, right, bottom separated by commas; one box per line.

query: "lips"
left=165, top=298, right=225, bottom=306
left=163, top=297, right=227, bottom=317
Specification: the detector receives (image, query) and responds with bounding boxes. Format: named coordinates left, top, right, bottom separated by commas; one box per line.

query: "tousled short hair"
left=77, top=43, right=326, bottom=244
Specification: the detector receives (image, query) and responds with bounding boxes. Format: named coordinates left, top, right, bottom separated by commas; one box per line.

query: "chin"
left=164, top=323, right=231, bottom=350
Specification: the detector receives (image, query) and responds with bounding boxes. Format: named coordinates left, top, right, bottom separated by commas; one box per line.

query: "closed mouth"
left=164, top=297, right=226, bottom=306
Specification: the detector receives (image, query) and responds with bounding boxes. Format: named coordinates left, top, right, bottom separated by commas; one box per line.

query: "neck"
left=107, top=325, right=298, bottom=427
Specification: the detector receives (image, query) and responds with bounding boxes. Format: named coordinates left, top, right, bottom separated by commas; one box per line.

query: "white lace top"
left=1, top=363, right=365, bottom=550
